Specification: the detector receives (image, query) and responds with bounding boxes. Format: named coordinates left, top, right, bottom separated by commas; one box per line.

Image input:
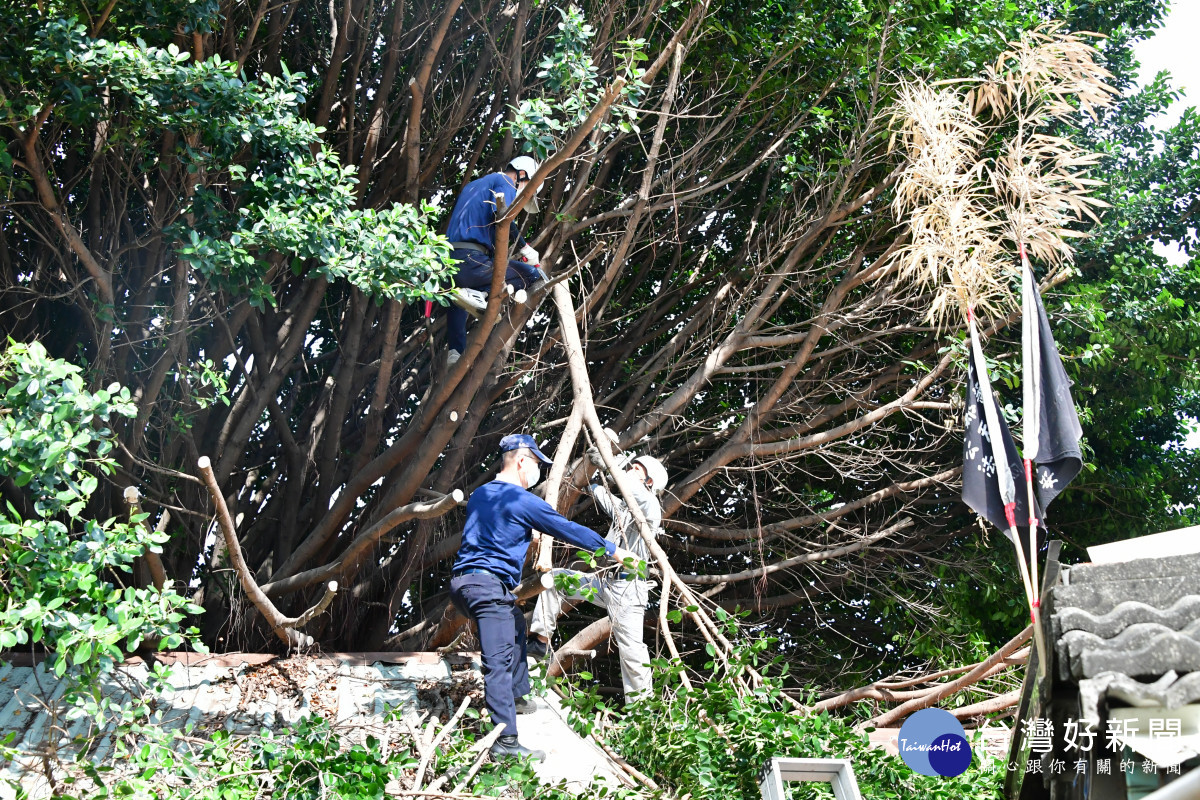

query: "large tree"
left=2, top=0, right=1197, bottom=702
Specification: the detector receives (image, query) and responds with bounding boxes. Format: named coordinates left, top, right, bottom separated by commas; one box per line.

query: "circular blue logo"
left=897, top=708, right=972, bottom=777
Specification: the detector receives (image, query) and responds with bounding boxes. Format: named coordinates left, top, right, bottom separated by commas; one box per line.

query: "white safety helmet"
left=632, top=455, right=668, bottom=495
left=507, top=155, right=542, bottom=213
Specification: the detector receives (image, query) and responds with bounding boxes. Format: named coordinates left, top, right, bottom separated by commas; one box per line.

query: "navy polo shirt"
left=445, top=172, right=526, bottom=254
left=453, top=480, right=615, bottom=587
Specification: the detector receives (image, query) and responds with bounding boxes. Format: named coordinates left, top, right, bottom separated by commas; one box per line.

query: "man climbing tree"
left=530, top=449, right=668, bottom=702
left=443, top=155, right=547, bottom=365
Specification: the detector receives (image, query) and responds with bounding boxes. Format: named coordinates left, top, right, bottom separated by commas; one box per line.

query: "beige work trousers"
left=529, top=569, right=652, bottom=700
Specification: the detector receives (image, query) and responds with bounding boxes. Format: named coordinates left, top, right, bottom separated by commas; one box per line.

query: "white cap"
left=632, top=455, right=668, bottom=495
left=507, top=155, right=542, bottom=213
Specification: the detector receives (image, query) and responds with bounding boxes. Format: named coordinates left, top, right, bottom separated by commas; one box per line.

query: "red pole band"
left=424, top=300, right=433, bottom=319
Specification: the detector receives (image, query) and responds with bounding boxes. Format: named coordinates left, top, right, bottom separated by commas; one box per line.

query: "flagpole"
left=1004, top=507, right=1037, bottom=613
left=1024, top=459, right=1039, bottom=600
left=1019, top=243, right=1041, bottom=602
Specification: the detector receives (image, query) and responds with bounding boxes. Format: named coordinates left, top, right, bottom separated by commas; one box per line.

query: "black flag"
left=963, top=317, right=1041, bottom=538
left=1022, top=263, right=1083, bottom=510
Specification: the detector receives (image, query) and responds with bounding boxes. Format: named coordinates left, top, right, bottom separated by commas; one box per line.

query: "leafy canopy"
left=5, top=14, right=455, bottom=308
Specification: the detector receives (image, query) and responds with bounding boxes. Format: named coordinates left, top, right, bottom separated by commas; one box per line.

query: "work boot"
left=451, top=288, right=488, bottom=318
left=526, top=637, right=550, bottom=662
left=490, top=734, right=545, bottom=761
left=515, top=695, right=538, bottom=714
left=446, top=349, right=461, bottom=367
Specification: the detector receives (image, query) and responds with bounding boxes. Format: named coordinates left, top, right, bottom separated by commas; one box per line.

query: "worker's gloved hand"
left=586, top=445, right=604, bottom=466
left=520, top=244, right=540, bottom=266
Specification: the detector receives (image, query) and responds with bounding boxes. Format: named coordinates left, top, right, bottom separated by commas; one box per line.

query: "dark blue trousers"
left=449, top=572, right=531, bottom=737
left=447, top=249, right=541, bottom=354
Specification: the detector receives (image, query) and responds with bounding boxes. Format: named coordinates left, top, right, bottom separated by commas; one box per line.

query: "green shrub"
left=0, top=340, right=203, bottom=689
left=561, top=635, right=1003, bottom=800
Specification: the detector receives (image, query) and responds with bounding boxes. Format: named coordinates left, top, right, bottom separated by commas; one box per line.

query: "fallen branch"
left=533, top=400, right=585, bottom=571
left=950, top=689, right=1022, bottom=720
left=811, top=652, right=1028, bottom=711
left=864, top=625, right=1032, bottom=727
left=592, top=737, right=657, bottom=791
left=816, top=628, right=1032, bottom=714
left=550, top=685, right=658, bottom=791
left=551, top=281, right=757, bottom=697
left=448, top=723, right=507, bottom=794
left=413, top=696, right=473, bottom=789
left=197, top=456, right=338, bottom=648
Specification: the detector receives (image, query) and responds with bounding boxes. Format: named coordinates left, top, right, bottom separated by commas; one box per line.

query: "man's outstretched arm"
left=519, top=493, right=614, bottom=556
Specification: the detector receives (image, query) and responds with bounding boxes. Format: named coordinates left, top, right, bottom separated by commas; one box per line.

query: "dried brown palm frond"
left=890, top=83, right=985, bottom=206
left=888, top=22, right=1116, bottom=326
left=969, top=22, right=1116, bottom=123
left=985, top=25, right=1116, bottom=267
left=904, top=190, right=1011, bottom=323
left=889, top=83, right=1008, bottom=325
left=992, top=133, right=1109, bottom=267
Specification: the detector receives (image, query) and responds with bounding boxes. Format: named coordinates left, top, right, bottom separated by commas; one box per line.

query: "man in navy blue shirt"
left=450, top=434, right=636, bottom=761
left=443, top=156, right=548, bottom=366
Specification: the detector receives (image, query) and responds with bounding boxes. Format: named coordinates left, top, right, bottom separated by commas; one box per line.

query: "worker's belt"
left=614, top=572, right=640, bottom=581
left=452, top=567, right=514, bottom=589
left=449, top=241, right=491, bottom=256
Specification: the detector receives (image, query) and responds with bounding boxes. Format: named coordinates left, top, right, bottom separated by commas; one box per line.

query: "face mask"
left=522, top=458, right=541, bottom=488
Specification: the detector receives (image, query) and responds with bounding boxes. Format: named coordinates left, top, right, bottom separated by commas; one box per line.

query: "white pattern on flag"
left=970, top=315, right=1016, bottom=508
left=980, top=455, right=996, bottom=477
left=1038, top=467, right=1059, bottom=491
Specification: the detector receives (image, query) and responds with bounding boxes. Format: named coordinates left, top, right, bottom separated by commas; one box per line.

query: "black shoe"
left=527, top=637, right=549, bottom=662
left=490, top=734, right=545, bottom=761
left=515, top=696, right=538, bottom=715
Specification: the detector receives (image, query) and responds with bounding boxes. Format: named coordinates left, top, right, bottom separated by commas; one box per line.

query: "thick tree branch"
left=198, top=456, right=337, bottom=648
